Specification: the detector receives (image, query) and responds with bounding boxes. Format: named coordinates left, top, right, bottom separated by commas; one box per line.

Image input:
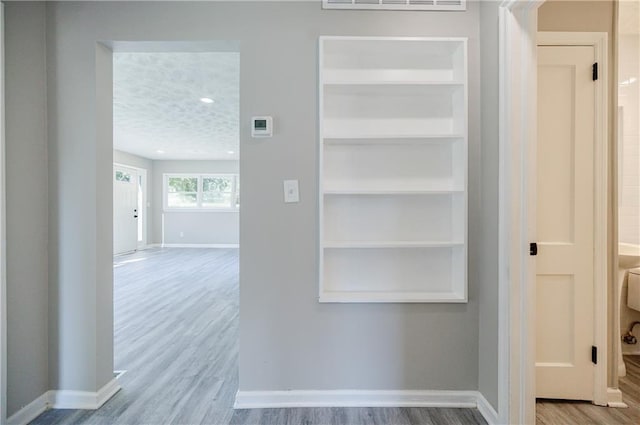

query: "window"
left=202, top=176, right=233, bottom=208
left=167, top=176, right=198, bottom=208
left=115, top=170, right=132, bottom=183
left=164, top=174, right=239, bottom=210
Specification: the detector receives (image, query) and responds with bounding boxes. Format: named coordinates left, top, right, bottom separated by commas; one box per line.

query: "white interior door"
left=114, top=165, right=139, bottom=255
left=536, top=44, right=596, bottom=400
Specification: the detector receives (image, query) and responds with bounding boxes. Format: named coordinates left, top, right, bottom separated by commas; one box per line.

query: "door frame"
left=498, top=1, right=612, bottom=422
left=0, top=3, right=6, bottom=424
left=114, top=163, right=148, bottom=249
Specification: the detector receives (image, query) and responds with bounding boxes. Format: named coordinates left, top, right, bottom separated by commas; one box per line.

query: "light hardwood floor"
left=31, top=248, right=486, bottom=425
left=537, top=355, right=640, bottom=424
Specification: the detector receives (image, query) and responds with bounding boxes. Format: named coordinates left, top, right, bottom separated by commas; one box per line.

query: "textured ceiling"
left=114, top=52, right=239, bottom=160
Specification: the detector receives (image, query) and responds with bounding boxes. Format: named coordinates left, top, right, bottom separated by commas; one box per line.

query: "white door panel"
left=114, top=165, right=138, bottom=255
left=536, top=45, right=595, bottom=400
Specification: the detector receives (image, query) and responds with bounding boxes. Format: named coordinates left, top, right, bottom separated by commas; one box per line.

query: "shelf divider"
left=323, top=241, right=464, bottom=249
left=323, top=135, right=465, bottom=144
left=323, top=188, right=464, bottom=195
left=319, top=291, right=467, bottom=304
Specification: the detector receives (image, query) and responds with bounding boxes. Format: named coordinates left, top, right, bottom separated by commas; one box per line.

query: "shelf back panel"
left=323, top=38, right=465, bottom=81
left=324, top=141, right=462, bottom=189
left=324, top=194, right=462, bottom=242
left=323, top=247, right=459, bottom=293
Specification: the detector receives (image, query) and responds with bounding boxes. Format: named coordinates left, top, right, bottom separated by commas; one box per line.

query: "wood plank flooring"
left=230, top=407, right=487, bottom=425
left=32, top=248, right=240, bottom=425
left=537, top=355, right=640, bottom=424
left=31, top=248, right=486, bottom=425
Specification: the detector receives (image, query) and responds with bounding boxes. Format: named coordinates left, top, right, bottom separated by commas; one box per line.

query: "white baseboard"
left=97, top=377, right=122, bottom=408
left=7, top=392, right=49, bottom=425
left=161, top=243, right=239, bottom=249
left=476, top=392, right=500, bottom=424
left=50, top=377, right=121, bottom=410
left=235, top=390, right=498, bottom=423
left=10, top=387, right=497, bottom=424
left=7, top=378, right=121, bottom=424
left=607, top=387, right=628, bottom=408
left=234, top=389, right=478, bottom=409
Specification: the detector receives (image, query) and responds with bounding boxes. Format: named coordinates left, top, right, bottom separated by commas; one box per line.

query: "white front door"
left=114, top=165, right=139, bottom=255
left=536, top=44, right=596, bottom=400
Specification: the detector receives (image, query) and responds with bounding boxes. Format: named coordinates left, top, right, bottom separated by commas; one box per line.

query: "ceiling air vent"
left=323, top=0, right=465, bottom=11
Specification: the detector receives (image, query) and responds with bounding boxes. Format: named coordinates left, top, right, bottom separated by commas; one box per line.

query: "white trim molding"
left=49, top=378, right=121, bottom=410
left=476, top=393, right=500, bottom=425
left=1, top=3, right=7, bottom=424
left=607, top=387, right=627, bottom=408
left=6, top=378, right=120, bottom=425
left=161, top=243, right=239, bottom=249
left=6, top=393, right=48, bottom=425
left=499, top=3, right=545, bottom=423
left=234, top=390, right=498, bottom=424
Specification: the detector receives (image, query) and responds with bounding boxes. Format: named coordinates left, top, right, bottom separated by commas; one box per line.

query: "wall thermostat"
left=251, top=116, right=273, bottom=137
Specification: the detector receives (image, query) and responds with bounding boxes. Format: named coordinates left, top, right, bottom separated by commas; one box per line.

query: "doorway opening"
left=616, top=0, right=640, bottom=413
left=113, top=164, right=147, bottom=255
left=499, top=1, right=628, bottom=423
left=109, top=42, right=241, bottom=422
left=534, top=30, right=608, bottom=406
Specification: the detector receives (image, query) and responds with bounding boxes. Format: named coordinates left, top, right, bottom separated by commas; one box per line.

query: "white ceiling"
left=113, top=52, right=239, bottom=160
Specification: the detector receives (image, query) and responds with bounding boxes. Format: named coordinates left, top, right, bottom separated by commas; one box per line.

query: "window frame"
left=163, top=173, right=239, bottom=212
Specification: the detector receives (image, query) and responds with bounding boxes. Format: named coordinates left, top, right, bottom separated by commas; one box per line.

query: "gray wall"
left=47, top=2, right=112, bottom=392
left=96, top=41, right=115, bottom=400
left=114, top=149, right=153, bottom=171
left=4, top=2, right=49, bottom=416
left=161, top=212, right=239, bottom=245
left=477, top=0, right=500, bottom=411
left=114, top=149, right=154, bottom=246
left=3, top=0, right=504, bottom=410
left=151, top=160, right=239, bottom=245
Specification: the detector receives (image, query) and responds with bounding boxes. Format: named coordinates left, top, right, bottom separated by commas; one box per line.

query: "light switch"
left=283, top=180, right=300, bottom=203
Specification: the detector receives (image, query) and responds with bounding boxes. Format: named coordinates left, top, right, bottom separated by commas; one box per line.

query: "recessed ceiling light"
left=227, top=151, right=235, bottom=155
left=200, top=97, right=214, bottom=104
left=156, top=150, right=165, bottom=154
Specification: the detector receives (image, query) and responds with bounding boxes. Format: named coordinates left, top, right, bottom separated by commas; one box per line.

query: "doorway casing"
left=0, top=3, right=6, bottom=424
left=498, top=1, right=615, bottom=423
left=101, top=38, right=241, bottom=402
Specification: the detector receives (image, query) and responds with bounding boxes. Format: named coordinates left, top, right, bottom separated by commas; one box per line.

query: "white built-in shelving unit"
left=319, top=36, right=468, bottom=303
left=322, top=0, right=466, bottom=11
